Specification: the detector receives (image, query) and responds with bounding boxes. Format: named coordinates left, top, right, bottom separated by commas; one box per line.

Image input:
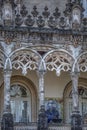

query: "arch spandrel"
left=0, top=49, right=6, bottom=69
left=77, top=51, right=87, bottom=72
left=9, top=47, right=42, bottom=75
left=43, top=49, right=75, bottom=76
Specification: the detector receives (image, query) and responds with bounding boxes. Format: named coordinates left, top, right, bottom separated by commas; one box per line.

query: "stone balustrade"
left=0, top=123, right=87, bottom=130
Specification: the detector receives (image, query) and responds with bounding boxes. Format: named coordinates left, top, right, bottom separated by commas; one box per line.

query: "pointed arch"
left=43, top=49, right=75, bottom=76
left=77, top=51, right=87, bottom=72
left=63, top=77, right=87, bottom=123
left=9, top=47, right=42, bottom=75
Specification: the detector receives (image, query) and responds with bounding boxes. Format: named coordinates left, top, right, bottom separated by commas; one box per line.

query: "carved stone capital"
left=37, top=70, right=46, bottom=78
left=4, top=69, right=12, bottom=76
left=70, top=71, right=80, bottom=79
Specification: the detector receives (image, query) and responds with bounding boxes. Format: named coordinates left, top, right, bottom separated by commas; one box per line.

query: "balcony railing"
left=0, top=122, right=87, bottom=130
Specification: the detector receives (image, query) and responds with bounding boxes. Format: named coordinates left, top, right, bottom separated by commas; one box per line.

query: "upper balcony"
left=0, top=0, right=86, bottom=33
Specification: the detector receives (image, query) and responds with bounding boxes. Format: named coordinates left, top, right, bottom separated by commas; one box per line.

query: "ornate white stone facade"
left=0, top=0, right=87, bottom=130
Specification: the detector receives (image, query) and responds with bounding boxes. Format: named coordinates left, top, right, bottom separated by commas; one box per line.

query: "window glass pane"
left=10, top=84, right=31, bottom=123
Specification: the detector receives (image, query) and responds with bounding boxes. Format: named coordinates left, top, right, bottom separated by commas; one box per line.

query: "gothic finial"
left=48, top=16, right=57, bottom=28
left=64, top=2, right=72, bottom=16
left=31, top=5, right=39, bottom=17
left=37, top=16, right=45, bottom=28
left=20, top=4, right=28, bottom=17
left=53, top=7, right=61, bottom=19
left=25, top=15, right=34, bottom=26
left=15, top=14, right=23, bottom=26
left=42, top=6, right=50, bottom=18
left=59, top=17, right=66, bottom=28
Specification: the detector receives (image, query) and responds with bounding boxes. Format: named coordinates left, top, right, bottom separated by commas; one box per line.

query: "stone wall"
left=24, top=0, right=66, bottom=15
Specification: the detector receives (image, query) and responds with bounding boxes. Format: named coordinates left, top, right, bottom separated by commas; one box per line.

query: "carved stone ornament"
left=72, top=8, right=81, bottom=30
left=71, top=111, right=82, bottom=130
left=48, top=16, right=57, bottom=28
left=82, top=18, right=87, bottom=30
left=71, top=35, right=83, bottom=48
left=53, top=7, right=61, bottom=19
left=37, top=16, right=45, bottom=28
left=25, top=15, right=34, bottom=27
left=4, top=31, right=16, bottom=44
left=42, top=6, right=50, bottom=18
left=20, top=4, right=28, bottom=17
left=78, top=53, right=87, bottom=72
left=38, top=105, right=48, bottom=130
left=15, top=14, right=23, bottom=26
left=31, top=5, right=39, bottom=17
left=44, top=51, right=74, bottom=76
left=64, top=1, right=72, bottom=16
left=11, top=50, right=39, bottom=75
left=3, top=0, right=13, bottom=26
left=0, top=51, right=4, bottom=68
left=59, top=17, right=66, bottom=28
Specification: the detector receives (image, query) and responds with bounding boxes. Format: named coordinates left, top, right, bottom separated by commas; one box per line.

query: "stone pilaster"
left=71, top=72, right=82, bottom=130
left=1, top=69, right=14, bottom=130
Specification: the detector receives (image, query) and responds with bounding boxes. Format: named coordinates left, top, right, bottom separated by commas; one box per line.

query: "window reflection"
left=69, top=87, right=87, bottom=120
left=10, top=84, right=31, bottom=123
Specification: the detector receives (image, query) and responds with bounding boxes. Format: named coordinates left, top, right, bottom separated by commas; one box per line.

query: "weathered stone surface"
left=71, top=111, right=82, bottom=130
left=1, top=113, right=14, bottom=130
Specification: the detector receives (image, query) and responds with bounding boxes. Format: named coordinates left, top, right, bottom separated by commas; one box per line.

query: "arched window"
left=68, top=87, right=87, bottom=122
left=64, top=83, right=87, bottom=124
left=10, top=84, right=31, bottom=123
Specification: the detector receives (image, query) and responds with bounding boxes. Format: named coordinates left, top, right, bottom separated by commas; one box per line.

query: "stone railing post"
left=1, top=69, right=14, bottom=130
left=71, top=71, right=82, bottom=130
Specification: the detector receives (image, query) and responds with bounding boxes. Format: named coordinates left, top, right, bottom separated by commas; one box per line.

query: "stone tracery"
left=77, top=52, right=87, bottom=72
left=43, top=50, right=74, bottom=76
left=10, top=48, right=41, bottom=75
left=0, top=0, right=87, bottom=130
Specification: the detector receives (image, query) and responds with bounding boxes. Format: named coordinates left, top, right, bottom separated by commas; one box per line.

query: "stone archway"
left=43, top=49, right=75, bottom=76
left=63, top=78, right=87, bottom=124
left=9, top=47, right=42, bottom=75
left=0, top=75, right=38, bottom=122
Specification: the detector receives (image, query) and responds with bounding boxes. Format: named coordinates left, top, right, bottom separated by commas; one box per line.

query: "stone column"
left=71, top=72, right=82, bottom=130
left=38, top=70, right=45, bottom=108
left=37, top=70, right=48, bottom=130
left=1, top=69, right=14, bottom=130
